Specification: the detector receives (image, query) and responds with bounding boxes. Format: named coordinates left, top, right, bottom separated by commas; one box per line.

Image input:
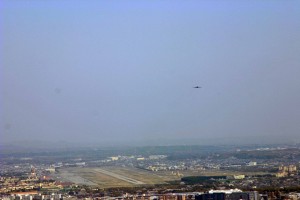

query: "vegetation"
left=181, top=176, right=226, bottom=184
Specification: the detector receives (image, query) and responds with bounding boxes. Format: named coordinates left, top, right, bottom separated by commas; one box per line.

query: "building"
left=196, top=190, right=249, bottom=200
left=277, top=165, right=297, bottom=177
left=248, top=162, right=257, bottom=166
left=233, top=175, right=245, bottom=180
left=248, top=191, right=260, bottom=200
left=195, top=193, right=226, bottom=200
left=109, top=156, right=119, bottom=161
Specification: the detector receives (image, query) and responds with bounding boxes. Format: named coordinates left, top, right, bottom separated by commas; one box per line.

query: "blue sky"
left=1, top=0, right=300, bottom=146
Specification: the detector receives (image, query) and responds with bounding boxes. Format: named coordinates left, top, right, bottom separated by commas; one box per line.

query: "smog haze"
left=1, top=0, right=300, bottom=147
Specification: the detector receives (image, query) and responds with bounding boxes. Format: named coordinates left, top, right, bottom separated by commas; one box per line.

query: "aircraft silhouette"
left=193, top=86, right=201, bottom=88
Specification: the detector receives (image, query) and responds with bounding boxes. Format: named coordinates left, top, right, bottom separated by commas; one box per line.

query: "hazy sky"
left=1, top=0, right=300, bottom=146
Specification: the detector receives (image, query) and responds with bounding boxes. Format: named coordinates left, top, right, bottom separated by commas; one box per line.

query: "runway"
left=93, top=168, right=145, bottom=185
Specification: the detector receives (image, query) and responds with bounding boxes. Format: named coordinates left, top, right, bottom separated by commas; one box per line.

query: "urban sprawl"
left=1, top=145, right=300, bottom=200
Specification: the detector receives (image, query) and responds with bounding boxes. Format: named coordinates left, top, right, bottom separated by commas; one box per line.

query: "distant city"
left=1, top=144, right=300, bottom=199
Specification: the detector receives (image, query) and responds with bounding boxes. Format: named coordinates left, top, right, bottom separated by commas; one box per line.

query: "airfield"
left=57, top=167, right=176, bottom=188
left=56, top=166, right=267, bottom=188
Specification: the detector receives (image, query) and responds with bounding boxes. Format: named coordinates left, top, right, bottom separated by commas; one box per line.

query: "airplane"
left=193, top=86, right=202, bottom=88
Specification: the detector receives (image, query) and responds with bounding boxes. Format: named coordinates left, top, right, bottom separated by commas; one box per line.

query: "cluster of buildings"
left=2, top=189, right=300, bottom=200
left=1, top=146, right=300, bottom=200
left=0, top=166, right=72, bottom=194
left=105, top=155, right=168, bottom=163
left=276, top=165, right=297, bottom=178
left=1, top=192, right=62, bottom=200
